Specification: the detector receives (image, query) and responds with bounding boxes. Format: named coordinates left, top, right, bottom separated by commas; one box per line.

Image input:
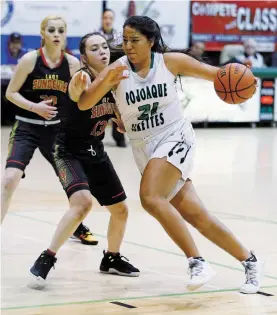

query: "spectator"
left=98, top=9, right=118, bottom=45
left=97, top=9, right=127, bottom=148
left=236, top=39, right=266, bottom=68
left=272, top=51, right=277, bottom=67
left=2, top=32, right=28, bottom=65
left=189, top=42, right=205, bottom=60
left=1, top=33, right=28, bottom=125
left=187, top=41, right=213, bottom=65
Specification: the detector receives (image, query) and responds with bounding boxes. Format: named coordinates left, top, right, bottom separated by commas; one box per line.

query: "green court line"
left=11, top=206, right=277, bottom=225
left=211, top=211, right=277, bottom=225
left=7, top=212, right=277, bottom=282
left=2, top=285, right=277, bottom=311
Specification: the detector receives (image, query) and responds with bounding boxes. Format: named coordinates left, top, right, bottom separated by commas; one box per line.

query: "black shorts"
left=6, top=120, right=59, bottom=175
left=53, top=142, right=126, bottom=206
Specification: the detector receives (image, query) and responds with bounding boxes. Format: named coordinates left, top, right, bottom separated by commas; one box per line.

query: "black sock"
left=46, top=249, right=56, bottom=257
left=246, top=253, right=257, bottom=263
left=106, top=251, right=119, bottom=256
left=194, top=256, right=205, bottom=262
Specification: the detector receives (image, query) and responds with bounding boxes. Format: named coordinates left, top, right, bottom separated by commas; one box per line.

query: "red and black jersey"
left=59, top=67, right=116, bottom=145
left=17, top=48, right=71, bottom=121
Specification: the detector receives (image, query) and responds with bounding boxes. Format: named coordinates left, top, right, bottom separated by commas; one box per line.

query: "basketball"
left=214, top=63, right=256, bottom=104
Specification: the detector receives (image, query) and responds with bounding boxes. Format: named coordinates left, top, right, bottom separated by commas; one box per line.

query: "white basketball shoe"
left=240, top=251, right=264, bottom=294
left=187, top=257, right=217, bottom=291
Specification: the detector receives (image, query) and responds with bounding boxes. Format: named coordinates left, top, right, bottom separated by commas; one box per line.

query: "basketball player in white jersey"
left=76, top=16, right=263, bottom=294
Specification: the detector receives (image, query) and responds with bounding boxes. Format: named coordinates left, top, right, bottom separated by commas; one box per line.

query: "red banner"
left=191, top=0, right=277, bottom=51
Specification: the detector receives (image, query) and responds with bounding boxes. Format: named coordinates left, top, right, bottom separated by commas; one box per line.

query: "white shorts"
left=131, top=120, right=195, bottom=200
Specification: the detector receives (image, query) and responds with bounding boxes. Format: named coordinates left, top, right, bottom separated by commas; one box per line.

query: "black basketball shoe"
left=100, top=251, right=140, bottom=277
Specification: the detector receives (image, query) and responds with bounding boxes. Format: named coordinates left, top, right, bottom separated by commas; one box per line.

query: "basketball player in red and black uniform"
left=30, top=32, right=139, bottom=286
left=2, top=16, right=96, bottom=245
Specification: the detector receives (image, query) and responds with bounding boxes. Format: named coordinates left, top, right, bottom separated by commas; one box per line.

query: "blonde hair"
left=40, top=15, right=67, bottom=47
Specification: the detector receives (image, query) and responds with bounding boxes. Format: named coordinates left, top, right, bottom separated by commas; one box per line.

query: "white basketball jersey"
left=114, top=53, right=186, bottom=143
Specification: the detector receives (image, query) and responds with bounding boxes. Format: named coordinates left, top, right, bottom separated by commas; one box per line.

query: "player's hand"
left=73, top=71, right=88, bottom=94
left=254, top=77, right=258, bottom=87
left=252, top=77, right=259, bottom=95
left=104, top=65, right=129, bottom=86
left=111, top=117, right=126, bottom=133
left=32, top=100, right=58, bottom=120
left=244, top=59, right=252, bottom=68
left=246, top=66, right=258, bottom=94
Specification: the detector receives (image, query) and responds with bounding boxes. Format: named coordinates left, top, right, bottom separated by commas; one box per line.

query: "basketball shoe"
left=240, top=251, right=264, bottom=294
left=30, top=250, right=57, bottom=288
left=187, top=257, right=217, bottom=291
left=70, top=222, right=98, bottom=245
left=100, top=251, right=140, bottom=277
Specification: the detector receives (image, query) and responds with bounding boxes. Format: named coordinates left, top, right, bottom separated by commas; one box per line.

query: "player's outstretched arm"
left=164, top=52, right=219, bottom=82
left=78, top=60, right=129, bottom=111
